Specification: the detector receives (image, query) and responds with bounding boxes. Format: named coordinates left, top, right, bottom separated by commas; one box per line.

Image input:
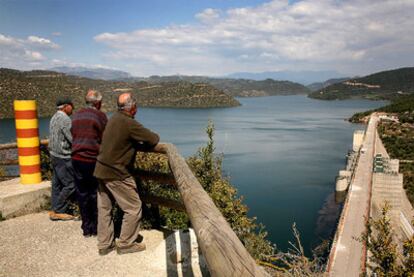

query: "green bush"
left=40, top=144, right=52, bottom=180
left=358, top=202, right=414, bottom=276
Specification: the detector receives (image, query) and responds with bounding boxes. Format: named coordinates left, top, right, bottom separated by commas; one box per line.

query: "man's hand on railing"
left=151, top=143, right=170, bottom=154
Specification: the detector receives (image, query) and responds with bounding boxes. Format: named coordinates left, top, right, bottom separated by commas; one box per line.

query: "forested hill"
left=0, top=68, right=240, bottom=119
left=209, top=78, right=310, bottom=97
left=308, top=67, right=414, bottom=100
left=307, top=77, right=350, bottom=92
left=122, top=75, right=310, bottom=97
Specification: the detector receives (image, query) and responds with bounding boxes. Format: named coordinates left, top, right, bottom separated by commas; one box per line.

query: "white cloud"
left=0, top=34, right=19, bottom=47
left=195, top=8, right=221, bottom=24
left=24, top=50, right=45, bottom=61
left=27, top=36, right=60, bottom=49
left=94, top=0, right=414, bottom=76
left=0, top=33, right=60, bottom=69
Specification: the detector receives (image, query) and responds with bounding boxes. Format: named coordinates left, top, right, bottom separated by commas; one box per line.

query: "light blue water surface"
left=0, top=95, right=387, bottom=253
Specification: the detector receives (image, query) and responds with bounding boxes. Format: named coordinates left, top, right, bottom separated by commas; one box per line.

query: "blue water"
left=0, top=95, right=387, bottom=253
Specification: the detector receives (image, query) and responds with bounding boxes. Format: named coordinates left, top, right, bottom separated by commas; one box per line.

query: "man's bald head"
left=85, top=89, right=103, bottom=109
left=117, top=92, right=137, bottom=113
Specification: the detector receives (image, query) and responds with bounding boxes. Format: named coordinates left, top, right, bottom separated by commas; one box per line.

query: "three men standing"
left=49, top=91, right=158, bottom=255
left=71, top=90, right=107, bottom=237
left=94, top=93, right=159, bottom=255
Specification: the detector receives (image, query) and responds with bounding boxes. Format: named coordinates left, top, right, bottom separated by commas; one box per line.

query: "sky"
left=1, top=0, right=413, bottom=77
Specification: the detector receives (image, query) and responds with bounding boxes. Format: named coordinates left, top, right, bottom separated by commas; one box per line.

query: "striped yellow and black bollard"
left=13, top=100, right=42, bottom=184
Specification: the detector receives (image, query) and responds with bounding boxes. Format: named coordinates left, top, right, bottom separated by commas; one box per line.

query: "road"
left=328, top=115, right=378, bottom=276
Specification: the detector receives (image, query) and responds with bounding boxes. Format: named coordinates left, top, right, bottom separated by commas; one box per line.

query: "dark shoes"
left=83, top=229, right=97, bottom=238
left=117, top=242, right=146, bottom=255
left=99, top=241, right=116, bottom=256
left=49, top=211, right=77, bottom=221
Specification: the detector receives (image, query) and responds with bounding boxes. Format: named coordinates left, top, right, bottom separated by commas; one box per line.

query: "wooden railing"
left=0, top=141, right=268, bottom=276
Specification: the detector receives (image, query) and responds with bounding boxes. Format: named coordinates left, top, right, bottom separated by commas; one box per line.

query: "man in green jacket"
left=94, top=92, right=159, bottom=255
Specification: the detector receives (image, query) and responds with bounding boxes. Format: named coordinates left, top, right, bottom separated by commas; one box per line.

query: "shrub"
left=358, top=202, right=414, bottom=276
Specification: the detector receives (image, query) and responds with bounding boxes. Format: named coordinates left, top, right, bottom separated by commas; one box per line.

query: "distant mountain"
left=226, top=70, right=344, bottom=85
left=307, top=78, right=351, bottom=92
left=122, top=75, right=310, bottom=97
left=308, top=67, right=414, bottom=100
left=0, top=68, right=239, bottom=119
left=50, top=66, right=132, bottom=80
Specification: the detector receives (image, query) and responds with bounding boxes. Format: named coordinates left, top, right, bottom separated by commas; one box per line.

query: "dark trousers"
left=73, top=159, right=98, bottom=236
left=51, top=156, right=76, bottom=214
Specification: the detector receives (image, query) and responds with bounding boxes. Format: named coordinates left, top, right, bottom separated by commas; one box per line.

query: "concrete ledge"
left=0, top=213, right=208, bottom=277
left=0, top=178, right=51, bottom=219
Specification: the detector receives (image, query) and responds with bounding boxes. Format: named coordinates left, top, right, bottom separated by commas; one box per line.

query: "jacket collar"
left=118, top=110, right=133, bottom=118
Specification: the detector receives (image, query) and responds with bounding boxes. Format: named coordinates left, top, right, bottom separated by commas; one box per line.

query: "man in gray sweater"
left=94, top=92, right=159, bottom=255
left=48, top=97, right=76, bottom=221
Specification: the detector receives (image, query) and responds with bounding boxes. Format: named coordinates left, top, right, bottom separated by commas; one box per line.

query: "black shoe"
left=98, top=241, right=116, bottom=256
left=83, top=231, right=97, bottom=237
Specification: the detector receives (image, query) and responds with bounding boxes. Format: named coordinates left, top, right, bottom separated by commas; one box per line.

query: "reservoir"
left=0, top=95, right=387, bottom=253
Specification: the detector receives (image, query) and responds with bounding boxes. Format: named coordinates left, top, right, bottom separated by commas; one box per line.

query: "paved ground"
left=0, top=212, right=208, bottom=277
left=328, top=116, right=378, bottom=277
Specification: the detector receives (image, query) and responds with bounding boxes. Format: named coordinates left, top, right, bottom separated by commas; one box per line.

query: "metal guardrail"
left=0, top=140, right=267, bottom=276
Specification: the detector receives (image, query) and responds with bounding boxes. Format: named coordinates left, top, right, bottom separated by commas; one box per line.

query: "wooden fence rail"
left=0, top=140, right=268, bottom=276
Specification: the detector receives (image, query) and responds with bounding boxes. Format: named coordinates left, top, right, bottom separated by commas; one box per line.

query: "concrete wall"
left=0, top=178, right=51, bottom=219
left=353, top=130, right=365, bottom=152
left=372, top=173, right=403, bottom=214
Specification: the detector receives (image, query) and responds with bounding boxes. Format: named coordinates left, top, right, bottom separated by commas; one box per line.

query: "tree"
left=402, top=236, right=414, bottom=276
left=359, top=202, right=402, bottom=276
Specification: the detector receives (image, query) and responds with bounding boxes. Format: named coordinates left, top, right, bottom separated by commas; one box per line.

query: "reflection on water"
left=315, top=193, right=343, bottom=243
left=0, top=95, right=387, bottom=254
left=335, top=190, right=348, bottom=204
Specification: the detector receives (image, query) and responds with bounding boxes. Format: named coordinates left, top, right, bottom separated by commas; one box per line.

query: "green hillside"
left=307, top=77, right=350, bottom=91
left=208, top=78, right=310, bottom=97
left=350, top=94, right=414, bottom=123
left=309, top=67, right=414, bottom=100
left=123, top=75, right=310, bottom=97
left=0, top=68, right=240, bottom=119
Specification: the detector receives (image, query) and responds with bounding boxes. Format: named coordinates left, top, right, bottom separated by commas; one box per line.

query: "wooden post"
left=157, top=143, right=268, bottom=277
left=13, top=100, right=41, bottom=184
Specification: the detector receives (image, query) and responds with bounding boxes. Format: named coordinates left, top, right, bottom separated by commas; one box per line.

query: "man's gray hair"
left=85, top=90, right=103, bottom=105
left=117, top=93, right=137, bottom=111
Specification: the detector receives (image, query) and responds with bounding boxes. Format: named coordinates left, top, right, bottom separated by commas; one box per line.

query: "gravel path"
left=0, top=212, right=208, bottom=277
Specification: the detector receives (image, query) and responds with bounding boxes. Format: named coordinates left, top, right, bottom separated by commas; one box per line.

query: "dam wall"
left=372, top=130, right=413, bottom=240
left=335, top=131, right=364, bottom=192
left=327, top=115, right=378, bottom=276
left=328, top=114, right=414, bottom=276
